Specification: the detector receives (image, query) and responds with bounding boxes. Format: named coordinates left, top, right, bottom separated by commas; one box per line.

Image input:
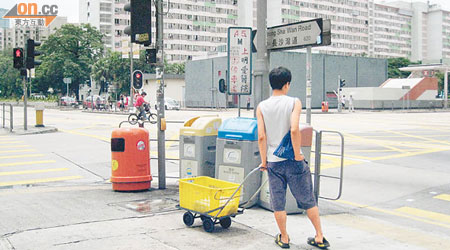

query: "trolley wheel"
left=128, top=114, right=138, bottom=125
left=200, top=215, right=207, bottom=222
left=219, top=217, right=232, bottom=229
left=202, top=217, right=215, bottom=233
left=183, top=212, right=195, bottom=227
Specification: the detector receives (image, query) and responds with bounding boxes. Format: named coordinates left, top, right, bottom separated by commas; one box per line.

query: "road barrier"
left=1, top=103, right=13, bottom=132
left=312, top=130, right=345, bottom=202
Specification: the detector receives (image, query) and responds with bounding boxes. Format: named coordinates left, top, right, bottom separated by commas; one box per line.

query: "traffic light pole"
left=23, top=73, right=27, bottom=131
left=130, top=36, right=134, bottom=106
left=156, top=0, right=166, bottom=189
left=337, top=75, right=342, bottom=112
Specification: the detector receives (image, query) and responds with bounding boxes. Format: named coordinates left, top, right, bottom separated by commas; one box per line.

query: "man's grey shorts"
left=267, top=159, right=316, bottom=211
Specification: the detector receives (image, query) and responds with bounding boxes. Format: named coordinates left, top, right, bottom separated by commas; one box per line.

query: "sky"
left=0, top=0, right=450, bottom=25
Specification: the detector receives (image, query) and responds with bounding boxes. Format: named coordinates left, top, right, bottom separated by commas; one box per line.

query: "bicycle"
left=128, top=103, right=157, bottom=125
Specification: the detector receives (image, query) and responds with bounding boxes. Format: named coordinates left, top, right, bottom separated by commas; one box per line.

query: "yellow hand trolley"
left=178, top=167, right=264, bottom=233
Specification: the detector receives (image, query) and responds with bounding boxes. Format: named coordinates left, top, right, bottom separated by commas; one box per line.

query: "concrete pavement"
left=0, top=181, right=448, bottom=250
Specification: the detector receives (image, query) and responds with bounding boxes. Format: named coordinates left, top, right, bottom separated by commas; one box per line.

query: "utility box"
left=259, top=124, right=314, bottom=214
left=215, top=117, right=261, bottom=207
left=35, top=103, right=44, bottom=127
left=179, top=116, right=222, bottom=178
left=111, top=127, right=152, bottom=191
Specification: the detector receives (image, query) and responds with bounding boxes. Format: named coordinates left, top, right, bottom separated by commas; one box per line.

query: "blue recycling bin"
left=215, top=117, right=261, bottom=207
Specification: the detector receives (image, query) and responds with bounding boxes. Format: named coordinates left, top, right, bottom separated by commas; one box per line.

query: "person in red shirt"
left=134, top=91, right=148, bottom=120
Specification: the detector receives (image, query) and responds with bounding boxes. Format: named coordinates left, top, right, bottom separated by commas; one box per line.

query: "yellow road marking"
left=369, top=148, right=447, bottom=161
left=0, top=160, right=56, bottom=167
left=384, top=130, right=450, bottom=146
left=434, top=194, right=450, bottom=202
left=335, top=200, right=450, bottom=229
left=0, top=168, right=68, bottom=176
left=0, top=154, right=45, bottom=160
left=312, top=155, right=364, bottom=170
left=343, top=133, right=407, bottom=153
left=0, top=141, right=24, bottom=144
left=0, top=149, right=36, bottom=153
left=0, top=145, right=31, bottom=149
left=59, top=129, right=110, bottom=142
left=0, top=176, right=82, bottom=187
left=396, top=207, right=450, bottom=224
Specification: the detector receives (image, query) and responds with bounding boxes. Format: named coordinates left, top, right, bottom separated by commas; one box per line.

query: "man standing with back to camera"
left=256, top=67, right=330, bottom=249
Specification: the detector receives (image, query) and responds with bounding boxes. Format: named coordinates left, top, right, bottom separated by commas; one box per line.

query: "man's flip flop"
left=275, top=234, right=290, bottom=249
left=307, top=237, right=330, bottom=249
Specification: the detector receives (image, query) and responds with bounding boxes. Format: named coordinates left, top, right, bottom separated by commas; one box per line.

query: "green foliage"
left=165, top=60, right=185, bottom=74
left=33, top=24, right=104, bottom=97
left=0, top=50, right=22, bottom=99
left=92, top=51, right=132, bottom=95
left=434, top=71, right=449, bottom=93
left=387, top=57, right=412, bottom=79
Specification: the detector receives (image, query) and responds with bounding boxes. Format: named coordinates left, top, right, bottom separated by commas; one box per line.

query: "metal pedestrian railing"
left=312, top=130, right=345, bottom=202
left=1, top=103, right=13, bottom=132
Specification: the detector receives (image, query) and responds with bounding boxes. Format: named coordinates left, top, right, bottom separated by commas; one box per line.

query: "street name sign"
left=227, top=27, right=252, bottom=95
left=266, top=18, right=331, bottom=50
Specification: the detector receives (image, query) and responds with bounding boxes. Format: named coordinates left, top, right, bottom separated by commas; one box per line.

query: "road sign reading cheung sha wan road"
left=267, top=18, right=331, bottom=50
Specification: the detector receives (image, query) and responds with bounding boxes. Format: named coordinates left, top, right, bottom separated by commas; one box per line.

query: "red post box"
left=111, top=128, right=152, bottom=191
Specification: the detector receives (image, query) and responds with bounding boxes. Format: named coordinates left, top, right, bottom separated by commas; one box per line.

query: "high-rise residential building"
left=79, top=0, right=114, bottom=49
left=370, top=1, right=413, bottom=59
left=78, top=0, right=450, bottom=63
left=80, top=0, right=239, bottom=61
left=1, top=16, right=67, bottom=50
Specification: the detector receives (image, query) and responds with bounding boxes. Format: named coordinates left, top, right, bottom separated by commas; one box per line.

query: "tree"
left=0, top=50, right=22, bottom=99
left=387, top=57, right=412, bottom=79
left=34, top=24, right=104, bottom=98
left=92, top=51, right=131, bottom=95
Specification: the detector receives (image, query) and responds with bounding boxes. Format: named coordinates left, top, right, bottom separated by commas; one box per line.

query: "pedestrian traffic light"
left=13, top=48, right=24, bottom=69
left=124, top=0, right=152, bottom=46
left=133, top=70, right=143, bottom=89
left=339, top=79, right=346, bottom=88
left=219, top=79, right=226, bottom=93
left=26, top=39, right=42, bottom=69
left=145, top=49, right=157, bottom=64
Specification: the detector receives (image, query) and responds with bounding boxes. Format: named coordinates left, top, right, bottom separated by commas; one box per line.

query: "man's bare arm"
left=256, top=106, right=268, bottom=169
left=290, top=99, right=304, bottom=161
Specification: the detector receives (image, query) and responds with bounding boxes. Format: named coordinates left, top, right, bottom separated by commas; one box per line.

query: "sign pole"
left=306, top=46, right=312, bottom=125
left=254, top=0, right=268, bottom=117
left=238, top=95, right=241, bottom=117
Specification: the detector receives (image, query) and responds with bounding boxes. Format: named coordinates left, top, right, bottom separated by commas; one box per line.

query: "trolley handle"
left=208, top=166, right=262, bottom=219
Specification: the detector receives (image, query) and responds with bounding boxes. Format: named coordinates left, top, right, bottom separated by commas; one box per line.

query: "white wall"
left=342, top=87, right=407, bottom=100
left=143, top=79, right=185, bottom=106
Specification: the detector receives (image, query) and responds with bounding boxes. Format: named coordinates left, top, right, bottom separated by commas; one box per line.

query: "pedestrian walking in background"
left=348, top=94, right=355, bottom=112
left=256, top=66, right=330, bottom=249
left=341, top=95, right=346, bottom=110
left=247, top=97, right=251, bottom=110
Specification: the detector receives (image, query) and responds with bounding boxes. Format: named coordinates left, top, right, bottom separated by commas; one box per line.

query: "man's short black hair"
left=269, top=67, right=292, bottom=90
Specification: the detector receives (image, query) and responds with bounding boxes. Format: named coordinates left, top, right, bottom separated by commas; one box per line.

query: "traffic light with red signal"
left=133, top=70, right=143, bottom=89
left=13, top=48, right=24, bottom=69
